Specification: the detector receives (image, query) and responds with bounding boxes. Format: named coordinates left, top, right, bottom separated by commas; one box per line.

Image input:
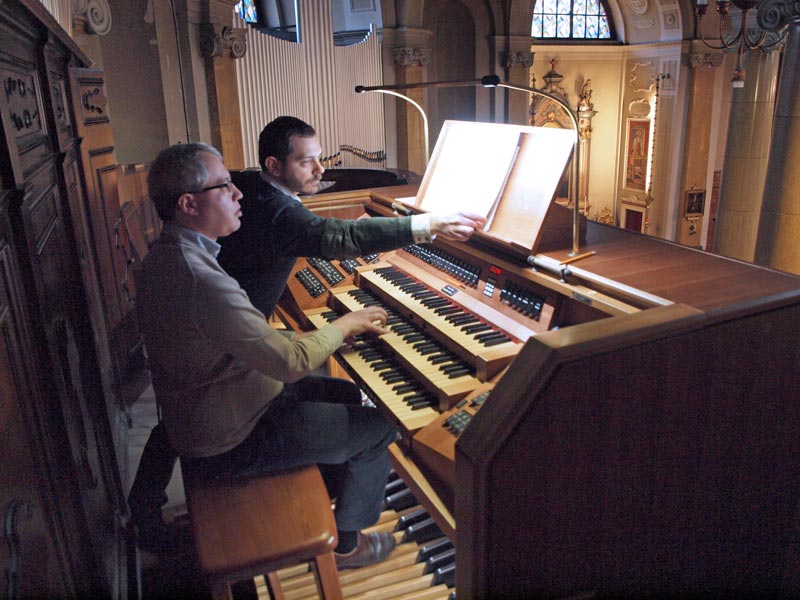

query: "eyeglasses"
left=192, top=181, right=232, bottom=194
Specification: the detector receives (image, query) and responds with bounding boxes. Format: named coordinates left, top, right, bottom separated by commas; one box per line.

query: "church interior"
left=1, top=0, right=799, bottom=598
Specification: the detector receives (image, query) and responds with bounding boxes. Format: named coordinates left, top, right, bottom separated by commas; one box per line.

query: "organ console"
left=273, top=123, right=800, bottom=599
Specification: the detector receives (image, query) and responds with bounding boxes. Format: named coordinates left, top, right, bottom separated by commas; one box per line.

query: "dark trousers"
left=128, top=376, right=396, bottom=532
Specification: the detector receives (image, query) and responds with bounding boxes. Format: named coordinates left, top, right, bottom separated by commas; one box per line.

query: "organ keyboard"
left=280, top=253, right=383, bottom=329
left=273, top=122, right=800, bottom=598
left=280, top=188, right=800, bottom=598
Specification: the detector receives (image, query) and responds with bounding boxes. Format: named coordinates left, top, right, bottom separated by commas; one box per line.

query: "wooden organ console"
left=273, top=122, right=800, bottom=599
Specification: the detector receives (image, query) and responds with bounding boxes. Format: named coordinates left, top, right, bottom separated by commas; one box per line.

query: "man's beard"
left=284, top=172, right=321, bottom=194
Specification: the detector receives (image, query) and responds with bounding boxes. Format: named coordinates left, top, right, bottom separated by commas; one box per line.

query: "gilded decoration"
left=597, top=207, right=615, bottom=225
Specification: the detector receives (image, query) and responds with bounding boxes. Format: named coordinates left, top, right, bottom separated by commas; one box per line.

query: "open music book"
left=413, top=120, right=575, bottom=252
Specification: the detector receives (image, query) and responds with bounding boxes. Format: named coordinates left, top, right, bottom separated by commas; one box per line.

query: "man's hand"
left=430, top=212, right=487, bottom=241
left=333, top=306, right=389, bottom=345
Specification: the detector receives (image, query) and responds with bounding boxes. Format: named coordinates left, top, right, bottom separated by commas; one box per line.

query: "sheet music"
left=415, top=122, right=529, bottom=216
left=415, top=121, right=575, bottom=250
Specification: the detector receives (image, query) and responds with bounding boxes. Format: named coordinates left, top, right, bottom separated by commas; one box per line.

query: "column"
left=197, top=0, right=247, bottom=168
left=754, top=0, right=800, bottom=275
left=493, top=36, right=534, bottom=125
left=71, top=0, right=112, bottom=66
left=676, top=46, right=723, bottom=247
left=712, top=49, right=780, bottom=261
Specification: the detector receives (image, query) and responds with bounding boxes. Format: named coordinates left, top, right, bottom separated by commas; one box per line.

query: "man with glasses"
left=129, top=117, right=486, bottom=559
left=136, top=142, right=400, bottom=568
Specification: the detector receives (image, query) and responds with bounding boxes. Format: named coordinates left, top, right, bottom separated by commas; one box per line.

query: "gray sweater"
left=136, top=223, right=344, bottom=457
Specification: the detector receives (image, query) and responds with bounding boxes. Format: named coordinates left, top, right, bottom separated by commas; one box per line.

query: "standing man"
left=128, top=117, right=486, bottom=554
left=137, top=142, right=398, bottom=568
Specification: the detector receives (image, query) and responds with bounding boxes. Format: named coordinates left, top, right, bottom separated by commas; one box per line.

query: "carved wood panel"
left=0, top=2, right=128, bottom=597
left=0, top=193, right=71, bottom=598
left=69, top=69, right=124, bottom=327
left=0, top=12, right=50, bottom=187
left=69, top=67, right=143, bottom=393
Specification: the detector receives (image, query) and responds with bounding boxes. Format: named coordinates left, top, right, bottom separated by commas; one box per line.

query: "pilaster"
left=71, top=0, right=112, bottom=67
left=382, top=28, right=432, bottom=176
left=676, top=43, right=723, bottom=247
left=197, top=0, right=247, bottom=168
left=491, top=35, right=534, bottom=125
left=754, top=0, right=800, bottom=275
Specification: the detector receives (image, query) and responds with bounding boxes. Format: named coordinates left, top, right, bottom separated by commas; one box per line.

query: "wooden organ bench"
left=182, top=464, right=344, bottom=600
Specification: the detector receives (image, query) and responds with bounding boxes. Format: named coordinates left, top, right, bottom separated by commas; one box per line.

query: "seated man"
left=128, top=116, right=487, bottom=551
left=136, top=141, right=398, bottom=568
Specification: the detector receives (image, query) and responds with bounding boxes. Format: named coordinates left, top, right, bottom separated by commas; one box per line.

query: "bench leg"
left=265, top=571, right=287, bottom=600
left=310, top=552, right=344, bottom=600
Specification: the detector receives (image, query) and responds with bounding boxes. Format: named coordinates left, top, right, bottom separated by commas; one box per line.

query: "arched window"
left=532, top=0, right=614, bottom=40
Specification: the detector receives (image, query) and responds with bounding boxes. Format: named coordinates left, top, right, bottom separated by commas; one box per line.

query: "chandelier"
left=694, top=0, right=787, bottom=87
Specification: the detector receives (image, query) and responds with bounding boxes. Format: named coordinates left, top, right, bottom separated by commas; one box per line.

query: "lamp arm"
left=356, top=88, right=430, bottom=164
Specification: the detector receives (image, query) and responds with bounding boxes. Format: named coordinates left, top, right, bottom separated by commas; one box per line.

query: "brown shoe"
left=334, top=531, right=396, bottom=570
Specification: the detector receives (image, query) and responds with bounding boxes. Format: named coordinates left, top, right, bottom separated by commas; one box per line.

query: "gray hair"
left=147, top=142, right=222, bottom=222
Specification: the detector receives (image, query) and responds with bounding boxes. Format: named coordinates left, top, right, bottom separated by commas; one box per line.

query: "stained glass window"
left=236, top=0, right=258, bottom=24
left=532, top=0, right=613, bottom=39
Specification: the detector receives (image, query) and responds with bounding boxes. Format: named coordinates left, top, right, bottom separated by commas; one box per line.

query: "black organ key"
left=463, top=323, right=491, bottom=334
left=395, top=507, right=429, bottom=531
left=433, top=563, right=456, bottom=587
left=416, top=537, right=454, bottom=563
left=401, top=517, right=443, bottom=544
left=447, top=314, right=477, bottom=325
left=424, top=547, right=456, bottom=574
left=430, top=354, right=454, bottom=365
left=385, top=487, right=417, bottom=511
left=422, top=298, right=450, bottom=308
left=392, top=383, right=418, bottom=394
left=383, top=477, right=406, bottom=498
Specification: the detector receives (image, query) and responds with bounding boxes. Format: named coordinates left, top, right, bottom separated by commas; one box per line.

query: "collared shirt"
left=163, top=221, right=221, bottom=258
